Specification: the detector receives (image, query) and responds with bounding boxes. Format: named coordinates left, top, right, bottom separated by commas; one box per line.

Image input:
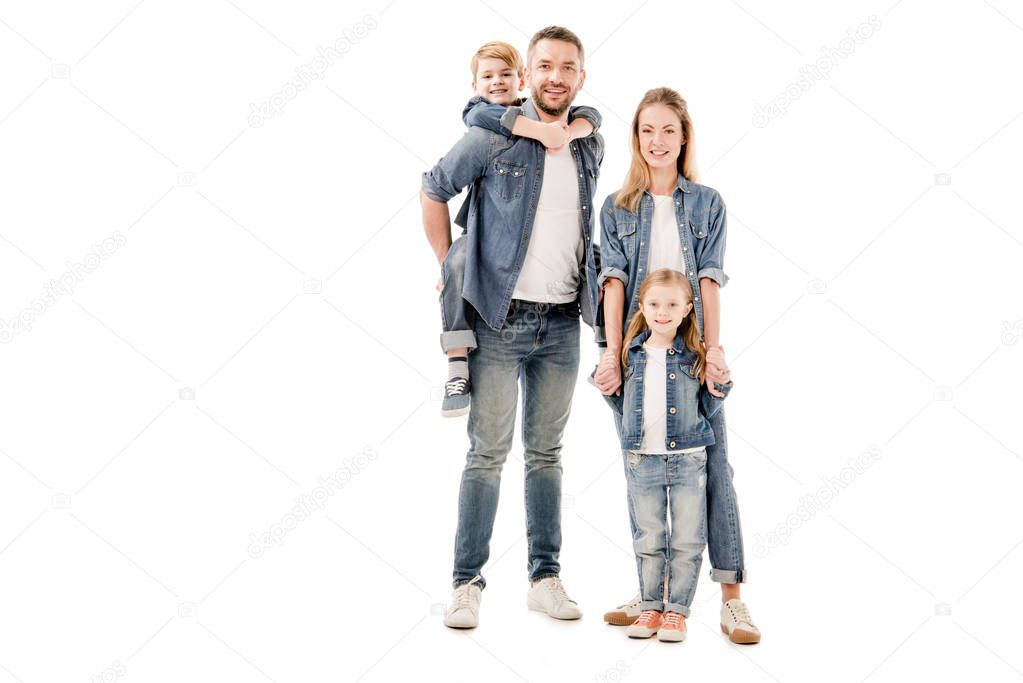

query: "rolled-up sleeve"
left=695, top=191, right=729, bottom=287
left=568, top=105, right=602, bottom=132
left=421, top=127, right=490, bottom=203
left=597, top=195, right=630, bottom=289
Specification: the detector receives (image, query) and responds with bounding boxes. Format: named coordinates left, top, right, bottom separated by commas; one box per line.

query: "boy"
left=438, top=40, right=601, bottom=416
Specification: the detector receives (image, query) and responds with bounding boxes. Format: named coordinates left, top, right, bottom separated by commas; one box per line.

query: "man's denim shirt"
left=601, top=329, right=731, bottom=452
left=451, top=97, right=602, bottom=232
left=597, top=175, right=728, bottom=341
left=422, top=98, right=604, bottom=332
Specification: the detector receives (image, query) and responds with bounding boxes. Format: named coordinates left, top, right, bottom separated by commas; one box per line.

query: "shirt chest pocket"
left=688, top=218, right=708, bottom=241
left=493, top=159, right=527, bottom=201
left=616, top=220, right=638, bottom=256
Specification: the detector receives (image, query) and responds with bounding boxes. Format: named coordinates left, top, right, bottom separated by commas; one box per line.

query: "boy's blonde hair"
left=470, top=41, right=524, bottom=78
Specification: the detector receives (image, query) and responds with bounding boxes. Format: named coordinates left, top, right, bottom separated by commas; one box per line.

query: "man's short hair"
left=527, top=26, right=584, bottom=68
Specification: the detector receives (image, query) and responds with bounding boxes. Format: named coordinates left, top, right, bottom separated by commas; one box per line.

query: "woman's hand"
left=705, top=345, right=730, bottom=397
left=594, top=347, right=622, bottom=396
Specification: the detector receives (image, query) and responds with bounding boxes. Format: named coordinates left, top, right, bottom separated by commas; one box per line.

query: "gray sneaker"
left=444, top=576, right=482, bottom=629
left=720, top=598, right=760, bottom=644
left=527, top=576, right=582, bottom=620
left=603, top=593, right=642, bottom=626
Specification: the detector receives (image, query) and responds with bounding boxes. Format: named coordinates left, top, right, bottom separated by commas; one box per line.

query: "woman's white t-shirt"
left=646, top=195, right=685, bottom=276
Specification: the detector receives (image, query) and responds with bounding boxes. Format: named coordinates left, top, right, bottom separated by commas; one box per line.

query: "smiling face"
left=641, top=283, right=693, bottom=336
left=524, top=39, right=585, bottom=117
left=473, top=57, right=523, bottom=105
left=637, top=103, right=685, bottom=171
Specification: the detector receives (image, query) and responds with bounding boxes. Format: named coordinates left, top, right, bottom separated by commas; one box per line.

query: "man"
left=421, top=26, right=603, bottom=629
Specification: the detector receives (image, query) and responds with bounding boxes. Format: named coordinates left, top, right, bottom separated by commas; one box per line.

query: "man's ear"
left=577, top=68, right=586, bottom=91
left=516, top=74, right=525, bottom=92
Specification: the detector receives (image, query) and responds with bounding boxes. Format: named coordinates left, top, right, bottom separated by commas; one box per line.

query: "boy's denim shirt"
left=597, top=175, right=728, bottom=342
left=452, top=96, right=602, bottom=232
left=601, top=329, right=731, bottom=452
left=422, top=98, right=605, bottom=332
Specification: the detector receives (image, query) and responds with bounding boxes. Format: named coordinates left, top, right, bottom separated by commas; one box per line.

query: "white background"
left=1, top=0, right=1021, bottom=681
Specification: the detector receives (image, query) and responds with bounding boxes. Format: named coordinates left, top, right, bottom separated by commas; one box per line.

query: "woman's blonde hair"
left=615, top=87, right=698, bottom=214
left=621, top=269, right=705, bottom=381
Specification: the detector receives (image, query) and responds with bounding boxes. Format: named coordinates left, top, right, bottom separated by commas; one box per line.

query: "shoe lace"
left=636, top=609, right=660, bottom=626
left=619, top=594, right=641, bottom=610
left=663, top=612, right=684, bottom=628
left=545, top=577, right=573, bottom=604
left=453, top=577, right=481, bottom=609
left=728, top=600, right=754, bottom=626
left=446, top=377, right=468, bottom=393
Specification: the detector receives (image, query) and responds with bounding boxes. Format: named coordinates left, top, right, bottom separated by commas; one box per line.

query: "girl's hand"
left=705, top=345, right=730, bottom=397
left=594, top=347, right=622, bottom=396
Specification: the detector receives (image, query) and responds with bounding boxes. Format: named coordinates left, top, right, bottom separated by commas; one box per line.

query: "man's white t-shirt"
left=646, top=194, right=685, bottom=276
left=512, top=145, right=582, bottom=303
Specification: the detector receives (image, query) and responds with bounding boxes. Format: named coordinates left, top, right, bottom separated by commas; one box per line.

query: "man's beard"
left=531, top=82, right=576, bottom=117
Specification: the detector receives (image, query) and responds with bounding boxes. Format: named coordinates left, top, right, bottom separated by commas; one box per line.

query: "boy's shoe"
left=526, top=577, right=582, bottom=620
left=625, top=609, right=663, bottom=638
left=603, top=594, right=642, bottom=626
left=657, top=611, right=687, bottom=642
left=720, top=598, right=760, bottom=644
left=444, top=577, right=482, bottom=629
left=441, top=377, right=471, bottom=417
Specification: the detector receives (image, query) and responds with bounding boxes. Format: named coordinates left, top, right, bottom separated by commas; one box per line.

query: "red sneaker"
left=626, top=609, right=664, bottom=638
left=658, top=611, right=687, bottom=642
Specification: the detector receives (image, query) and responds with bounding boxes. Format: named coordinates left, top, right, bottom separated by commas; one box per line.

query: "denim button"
left=669, top=407, right=677, bottom=414
left=667, top=349, right=675, bottom=355
left=669, top=373, right=676, bottom=380
left=669, top=441, right=676, bottom=448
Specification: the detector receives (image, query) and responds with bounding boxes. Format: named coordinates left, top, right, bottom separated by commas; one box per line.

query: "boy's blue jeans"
left=439, top=235, right=476, bottom=353
left=452, top=300, right=580, bottom=588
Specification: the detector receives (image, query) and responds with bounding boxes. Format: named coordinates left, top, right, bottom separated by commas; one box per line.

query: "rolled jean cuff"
left=710, top=567, right=745, bottom=584
left=639, top=600, right=665, bottom=612
left=440, top=329, right=477, bottom=353
left=664, top=602, right=691, bottom=617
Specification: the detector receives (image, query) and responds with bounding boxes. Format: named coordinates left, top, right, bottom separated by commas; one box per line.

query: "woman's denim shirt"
left=601, top=329, right=731, bottom=452
left=597, top=176, right=728, bottom=341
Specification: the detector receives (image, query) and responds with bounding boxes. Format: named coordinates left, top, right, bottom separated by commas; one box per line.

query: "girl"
left=594, top=87, right=760, bottom=644
left=602, top=269, right=731, bottom=642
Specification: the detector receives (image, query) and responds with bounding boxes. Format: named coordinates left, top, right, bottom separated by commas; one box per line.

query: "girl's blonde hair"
left=621, top=269, right=706, bottom=381
left=615, top=87, right=698, bottom=214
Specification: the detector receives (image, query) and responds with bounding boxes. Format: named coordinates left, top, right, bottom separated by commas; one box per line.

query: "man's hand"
left=538, top=121, right=571, bottom=152
left=705, top=345, right=730, bottom=397
left=594, top=347, right=622, bottom=396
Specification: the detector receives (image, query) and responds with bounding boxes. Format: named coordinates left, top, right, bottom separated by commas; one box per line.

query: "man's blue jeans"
left=452, top=300, right=580, bottom=588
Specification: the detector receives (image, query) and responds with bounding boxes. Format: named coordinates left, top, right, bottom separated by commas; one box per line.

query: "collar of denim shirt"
left=641, top=172, right=694, bottom=199
left=626, top=328, right=697, bottom=363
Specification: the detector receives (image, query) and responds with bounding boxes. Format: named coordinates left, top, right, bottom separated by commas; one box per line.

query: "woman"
left=593, top=87, right=760, bottom=644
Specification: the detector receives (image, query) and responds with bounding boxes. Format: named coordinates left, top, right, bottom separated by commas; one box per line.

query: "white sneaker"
left=444, top=576, right=482, bottom=629
left=720, top=598, right=760, bottom=644
left=603, top=593, right=642, bottom=626
left=527, top=576, right=582, bottom=620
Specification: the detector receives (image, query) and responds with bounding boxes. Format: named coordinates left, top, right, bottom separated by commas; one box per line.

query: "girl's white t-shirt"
left=636, top=341, right=703, bottom=455
left=646, top=195, right=685, bottom=276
